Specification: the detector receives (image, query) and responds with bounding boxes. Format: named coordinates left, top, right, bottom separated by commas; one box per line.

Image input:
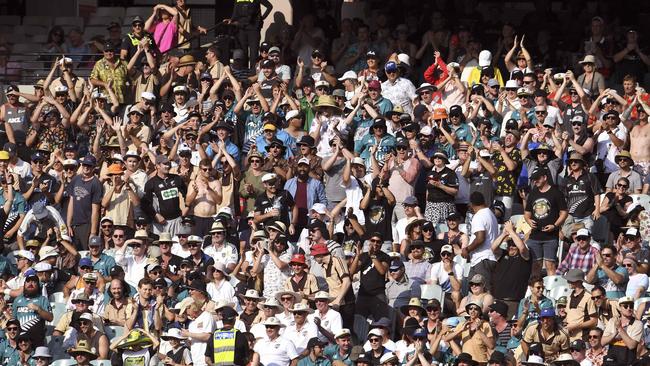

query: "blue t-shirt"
left=324, top=344, right=352, bottom=366
left=89, top=252, right=117, bottom=278
left=596, top=265, right=629, bottom=299
left=516, top=296, right=554, bottom=327
left=0, top=339, right=18, bottom=365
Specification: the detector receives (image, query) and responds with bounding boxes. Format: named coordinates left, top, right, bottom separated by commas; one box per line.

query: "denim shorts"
left=526, top=239, right=559, bottom=262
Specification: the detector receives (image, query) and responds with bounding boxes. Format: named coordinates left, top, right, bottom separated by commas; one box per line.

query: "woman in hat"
left=400, top=297, right=426, bottom=326
left=577, top=55, right=605, bottom=94
left=457, top=274, right=494, bottom=316
left=160, top=328, right=192, bottom=366
left=425, top=150, right=459, bottom=223
left=240, top=151, right=266, bottom=218
left=310, top=95, right=346, bottom=158
left=206, top=262, right=237, bottom=305
left=444, top=300, right=494, bottom=363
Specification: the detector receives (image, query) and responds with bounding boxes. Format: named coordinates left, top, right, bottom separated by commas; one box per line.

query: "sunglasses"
left=369, top=239, right=382, bottom=243
left=369, top=338, right=381, bottom=343
left=101, top=224, right=112, bottom=228
left=188, top=243, right=200, bottom=248
left=250, top=159, right=262, bottom=163
left=621, top=303, right=633, bottom=309
left=128, top=243, right=142, bottom=248
left=623, top=263, right=634, bottom=267
left=133, top=23, right=143, bottom=27
left=426, top=307, right=440, bottom=312
left=591, top=295, right=602, bottom=300
left=410, top=245, right=423, bottom=250
left=281, top=296, right=294, bottom=301
left=588, top=335, right=600, bottom=339
left=602, top=252, right=612, bottom=257
left=616, top=184, right=629, bottom=188
left=6, top=327, right=18, bottom=331
left=113, top=234, right=124, bottom=238
left=441, top=252, right=452, bottom=257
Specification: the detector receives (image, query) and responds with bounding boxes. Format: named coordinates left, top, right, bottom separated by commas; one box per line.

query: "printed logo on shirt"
left=368, top=204, right=385, bottom=225
left=532, top=198, right=551, bottom=220
left=161, top=187, right=179, bottom=200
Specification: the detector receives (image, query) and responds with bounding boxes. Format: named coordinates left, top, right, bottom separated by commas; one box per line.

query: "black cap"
left=220, top=306, right=238, bottom=323
left=64, top=142, right=78, bottom=151
left=603, top=110, right=620, bottom=120
left=181, top=215, right=195, bottom=225
left=449, top=105, right=463, bottom=117
left=528, top=342, right=542, bottom=355
left=260, top=42, right=271, bottom=52
left=488, top=300, right=508, bottom=318
left=261, top=59, right=275, bottom=69
left=3, top=142, right=16, bottom=154
left=533, top=89, right=548, bottom=98
left=529, top=167, right=549, bottom=180
left=488, top=351, right=505, bottom=364
left=110, top=265, right=125, bottom=276
left=103, top=42, right=116, bottom=52
left=6, top=318, right=20, bottom=328
left=132, top=16, right=144, bottom=24
left=307, top=337, right=327, bottom=349
left=412, top=104, right=428, bottom=122
left=570, top=339, right=587, bottom=351
left=135, top=215, right=148, bottom=225
left=505, top=118, right=518, bottom=130
left=189, top=279, right=208, bottom=295
left=153, top=278, right=167, bottom=288
left=312, top=49, right=323, bottom=58
left=107, top=21, right=120, bottom=30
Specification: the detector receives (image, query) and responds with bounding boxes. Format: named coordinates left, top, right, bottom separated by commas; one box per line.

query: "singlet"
left=3, top=103, right=28, bottom=141
left=443, top=231, right=462, bottom=247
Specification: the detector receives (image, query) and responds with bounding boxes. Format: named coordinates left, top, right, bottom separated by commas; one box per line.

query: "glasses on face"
left=396, top=146, right=407, bottom=151
left=576, top=236, right=589, bottom=242
left=101, top=224, right=112, bottom=228
left=250, top=159, right=262, bottom=164
left=369, top=338, right=381, bottom=343
left=6, top=327, right=18, bottom=331
left=212, top=232, right=224, bottom=236
left=591, top=295, right=602, bottom=300
left=419, top=91, right=431, bottom=96
left=281, top=296, right=293, bottom=301
left=617, top=184, right=629, bottom=189
left=188, top=243, right=200, bottom=248
left=621, top=303, right=633, bottom=309
left=535, top=111, right=547, bottom=115
left=128, top=243, right=142, bottom=248
left=441, top=252, right=452, bottom=257
left=201, top=167, right=211, bottom=172
left=602, top=252, right=612, bottom=257
left=133, top=23, right=143, bottom=28
left=523, top=80, right=534, bottom=85
left=588, top=334, right=600, bottom=339
left=426, top=307, right=439, bottom=312
left=624, top=263, right=634, bottom=267
left=410, top=245, right=423, bottom=250
left=33, top=160, right=46, bottom=165
left=468, top=306, right=481, bottom=312
left=369, top=239, right=382, bottom=243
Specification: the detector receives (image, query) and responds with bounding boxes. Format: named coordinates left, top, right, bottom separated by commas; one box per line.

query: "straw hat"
left=313, top=291, right=334, bottom=302
left=177, top=54, right=197, bottom=67
left=313, top=95, right=341, bottom=110
left=257, top=297, right=283, bottom=312
left=262, top=317, right=286, bottom=327
left=400, top=297, right=426, bottom=315
left=289, top=302, right=314, bottom=314
left=68, top=339, right=98, bottom=359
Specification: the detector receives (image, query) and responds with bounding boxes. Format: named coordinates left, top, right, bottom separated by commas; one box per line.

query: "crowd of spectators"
left=2, top=0, right=650, bottom=365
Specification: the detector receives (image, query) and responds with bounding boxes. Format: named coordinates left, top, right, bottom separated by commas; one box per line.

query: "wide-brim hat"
left=405, top=217, right=425, bottom=233
left=161, top=328, right=187, bottom=341
left=400, top=297, right=426, bottom=315
left=262, top=316, right=286, bottom=327
left=567, top=152, right=585, bottom=164
left=465, top=300, right=483, bottom=314
left=531, top=144, right=553, bottom=157
left=177, top=54, right=197, bottom=67
left=116, top=329, right=154, bottom=349
left=416, top=83, right=437, bottom=94
left=313, top=291, right=334, bottom=302
left=289, top=302, right=314, bottom=314
left=578, top=55, right=596, bottom=64
left=240, top=289, right=264, bottom=301
left=257, top=297, right=283, bottom=312
left=265, top=221, right=287, bottom=235
left=432, top=151, right=449, bottom=164
left=264, top=138, right=286, bottom=152
left=615, top=150, right=634, bottom=162
left=274, top=290, right=301, bottom=303
left=552, top=353, right=579, bottom=366
left=153, top=232, right=174, bottom=245
left=68, top=339, right=98, bottom=359
left=313, top=95, right=341, bottom=110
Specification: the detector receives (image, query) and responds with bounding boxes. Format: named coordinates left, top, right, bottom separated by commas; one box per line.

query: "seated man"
left=53, top=292, right=105, bottom=336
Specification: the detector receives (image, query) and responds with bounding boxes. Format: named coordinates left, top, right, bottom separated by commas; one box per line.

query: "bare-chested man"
left=185, top=158, right=222, bottom=236
left=630, top=98, right=650, bottom=181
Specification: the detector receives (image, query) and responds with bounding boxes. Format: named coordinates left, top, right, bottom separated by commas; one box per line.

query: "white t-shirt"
left=254, top=336, right=299, bottom=366
left=429, top=262, right=463, bottom=293
left=188, top=310, right=216, bottom=366
left=342, top=175, right=371, bottom=225
left=283, top=321, right=319, bottom=353
left=594, top=123, right=627, bottom=174
left=308, top=308, right=343, bottom=343
left=467, top=207, right=498, bottom=266
left=626, top=273, right=649, bottom=297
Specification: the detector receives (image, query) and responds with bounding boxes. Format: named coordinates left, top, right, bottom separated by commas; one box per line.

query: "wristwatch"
left=448, top=272, right=454, bottom=277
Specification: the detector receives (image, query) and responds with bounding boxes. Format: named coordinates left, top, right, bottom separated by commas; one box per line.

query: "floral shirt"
left=90, top=58, right=129, bottom=104
left=29, top=123, right=68, bottom=151
left=493, top=148, right=522, bottom=196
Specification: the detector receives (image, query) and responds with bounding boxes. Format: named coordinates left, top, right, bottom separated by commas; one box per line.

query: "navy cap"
left=31, top=152, right=47, bottom=162
left=200, top=72, right=212, bottom=81
left=79, top=258, right=93, bottom=267
left=79, top=154, right=97, bottom=167
left=385, top=61, right=398, bottom=72
left=389, top=260, right=404, bottom=271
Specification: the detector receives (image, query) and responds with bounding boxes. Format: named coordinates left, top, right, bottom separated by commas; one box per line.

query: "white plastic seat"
left=51, top=360, right=78, bottom=366
left=84, top=26, right=108, bottom=40
left=543, top=275, right=568, bottom=292
left=548, top=286, right=571, bottom=302
left=49, top=291, right=65, bottom=303
left=49, top=302, right=68, bottom=326
left=94, top=7, right=126, bottom=18
left=509, top=214, right=523, bottom=225
left=125, top=7, right=152, bottom=20
left=420, top=283, right=444, bottom=305
left=105, top=325, right=125, bottom=340
left=87, top=16, right=119, bottom=27
left=91, top=360, right=113, bottom=366
left=635, top=297, right=650, bottom=311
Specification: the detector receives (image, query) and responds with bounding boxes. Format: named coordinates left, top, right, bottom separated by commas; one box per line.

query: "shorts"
left=634, top=161, right=650, bottom=182
left=527, top=238, right=559, bottom=262
left=561, top=215, right=594, bottom=239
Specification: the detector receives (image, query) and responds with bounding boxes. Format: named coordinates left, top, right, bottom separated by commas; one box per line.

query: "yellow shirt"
left=467, top=66, right=504, bottom=87
left=90, top=58, right=129, bottom=104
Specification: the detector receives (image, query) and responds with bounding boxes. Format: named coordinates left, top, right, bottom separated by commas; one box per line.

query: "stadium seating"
left=105, top=325, right=126, bottom=340
left=22, top=15, right=53, bottom=27
left=0, top=15, right=21, bottom=25
left=94, top=6, right=126, bottom=18
left=49, top=302, right=67, bottom=327
left=54, top=16, right=84, bottom=28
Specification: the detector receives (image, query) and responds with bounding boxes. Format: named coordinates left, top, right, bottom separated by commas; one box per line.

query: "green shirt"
left=324, top=344, right=352, bottom=366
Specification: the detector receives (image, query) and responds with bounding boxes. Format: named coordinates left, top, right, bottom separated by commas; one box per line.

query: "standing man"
left=352, top=232, right=391, bottom=322
left=142, top=155, right=187, bottom=236
left=66, top=154, right=102, bottom=251
left=225, top=0, right=273, bottom=68
left=524, top=167, right=568, bottom=277
left=559, top=153, right=601, bottom=234
left=205, top=306, right=250, bottom=366
left=89, top=42, right=128, bottom=105
left=254, top=317, right=299, bottom=366
left=464, top=192, right=498, bottom=292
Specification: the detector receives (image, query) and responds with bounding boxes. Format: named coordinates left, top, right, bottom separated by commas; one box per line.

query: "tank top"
left=3, top=103, right=27, bottom=141
left=443, top=231, right=462, bottom=246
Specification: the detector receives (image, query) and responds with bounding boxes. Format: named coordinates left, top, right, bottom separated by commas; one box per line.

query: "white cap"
left=39, top=246, right=58, bottom=260
left=626, top=228, right=640, bottom=237
left=351, top=157, right=365, bottom=166
left=79, top=312, right=94, bottom=322
left=124, top=150, right=140, bottom=159
left=397, top=53, right=410, bottom=66
left=505, top=80, right=518, bottom=89
left=61, top=234, right=73, bottom=243
left=310, top=203, right=327, bottom=214
left=33, top=346, right=52, bottom=359
left=62, top=159, right=78, bottom=166
left=111, top=153, right=124, bottom=162
left=380, top=353, right=398, bottom=365
left=575, top=228, right=590, bottom=237
left=478, top=50, right=492, bottom=67
left=173, top=85, right=188, bottom=93
left=141, top=91, right=156, bottom=101
left=54, top=85, right=68, bottom=93
left=34, top=262, right=52, bottom=272
left=16, top=250, right=35, bottom=262
left=338, top=70, right=357, bottom=81
left=368, top=328, right=384, bottom=338
left=420, top=125, right=432, bottom=136
left=297, top=157, right=311, bottom=165
left=440, top=244, right=453, bottom=254
left=335, top=328, right=351, bottom=338
left=285, top=110, right=300, bottom=120
left=58, top=57, right=73, bottom=65
left=315, top=80, right=330, bottom=88
left=218, top=207, right=233, bottom=217
left=261, top=173, right=277, bottom=183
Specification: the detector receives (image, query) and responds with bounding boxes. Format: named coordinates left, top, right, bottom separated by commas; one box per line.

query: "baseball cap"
left=385, top=61, right=398, bottom=72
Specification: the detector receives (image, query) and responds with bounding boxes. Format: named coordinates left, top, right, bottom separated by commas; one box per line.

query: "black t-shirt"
left=358, top=250, right=390, bottom=296
left=426, top=167, right=459, bottom=203
left=120, top=32, right=158, bottom=68
left=362, top=196, right=394, bottom=241
left=525, top=185, right=567, bottom=241
left=253, top=190, right=295, bottom=228
left=560, top=171, right=601, bottom=217
left=470, top=170, right=494, bottom=206
left=424, top=239, right=446, bottom=263
left=25, top=173, right=60, bottom=206
left=142, top=174, right=188, bottom=220
left=66, top=175, right=103, bottom=225
left=493, top=249, right=532, bottom=300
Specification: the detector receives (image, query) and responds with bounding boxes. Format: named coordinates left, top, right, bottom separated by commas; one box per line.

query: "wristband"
left=3, top=289, right=10, bottom=296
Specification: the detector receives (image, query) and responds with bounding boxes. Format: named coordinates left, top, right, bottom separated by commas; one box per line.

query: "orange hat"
left=107, top=163, right=124, bottom=175
left=432, top=108, right=448, bottom=120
